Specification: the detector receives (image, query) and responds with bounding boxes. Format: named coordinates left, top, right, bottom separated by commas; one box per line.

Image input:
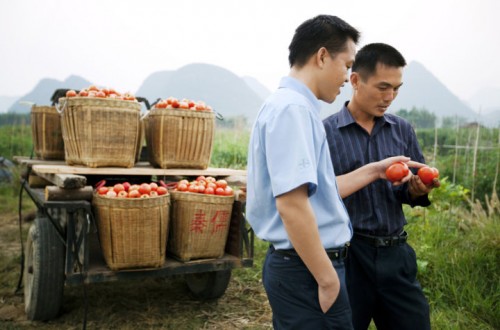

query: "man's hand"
left=408, top=174, right=440, bottom=199
left=318, top=270, right=340, bottom=313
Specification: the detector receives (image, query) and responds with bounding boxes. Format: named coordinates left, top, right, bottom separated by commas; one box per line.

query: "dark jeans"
left=263, top=246, right=353, bottom=330
left=345, top=237, right=431, bottom=330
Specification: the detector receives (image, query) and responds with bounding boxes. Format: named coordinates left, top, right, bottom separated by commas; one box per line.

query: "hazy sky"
left=1, top=0, right=498, bottom=103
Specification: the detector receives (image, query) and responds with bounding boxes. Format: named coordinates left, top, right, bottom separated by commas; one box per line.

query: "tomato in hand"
left=418, top=166, right=439, bottom=185
left=385, top=162, right=409, bottom=182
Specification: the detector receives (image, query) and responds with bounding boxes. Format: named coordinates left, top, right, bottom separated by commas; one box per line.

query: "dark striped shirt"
left=323, top=103, right=430, bottom=236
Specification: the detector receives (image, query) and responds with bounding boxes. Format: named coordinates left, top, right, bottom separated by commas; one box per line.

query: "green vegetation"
left=0, top=116, right=499, bottom=328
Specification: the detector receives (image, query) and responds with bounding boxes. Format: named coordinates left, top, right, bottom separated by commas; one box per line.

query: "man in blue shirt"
left=323, top=43, right=440, bottom=330
left=247, top=17, right=422, bottom=329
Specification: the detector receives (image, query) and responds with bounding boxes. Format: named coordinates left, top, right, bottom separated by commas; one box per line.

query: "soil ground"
left=0, top=209, right=273, bottom=329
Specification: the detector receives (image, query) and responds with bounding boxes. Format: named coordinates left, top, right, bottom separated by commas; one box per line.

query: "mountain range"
left=3, top=62, right=500, bottom=127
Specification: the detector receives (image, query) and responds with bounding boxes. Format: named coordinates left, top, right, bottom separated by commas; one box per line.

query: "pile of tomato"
left=173, top=176, right=233, bottom=196
left=96, top=181, right=168, bottom=198
left=65, top=85, right=137, bottom=101
left=154, top=96, right=213, bottom=112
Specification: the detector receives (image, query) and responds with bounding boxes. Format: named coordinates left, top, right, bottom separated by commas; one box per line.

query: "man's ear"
left=350, top=72, right=360, bottom=90
left=316, top=47, right=329, bottom=68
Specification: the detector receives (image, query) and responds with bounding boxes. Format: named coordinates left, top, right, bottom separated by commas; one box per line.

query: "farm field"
left=0, top=118, right=499, bottom=329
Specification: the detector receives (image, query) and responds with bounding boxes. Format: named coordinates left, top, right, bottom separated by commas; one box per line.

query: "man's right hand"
left=318, top=271, right=340, bottom=313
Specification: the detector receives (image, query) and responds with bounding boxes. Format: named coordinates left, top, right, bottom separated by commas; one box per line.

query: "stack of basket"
left=92, top=193, right=170, bottom=270
left=168, top=190, right=234, bottom=261
left=58, top=97, right=141, bottom=168
left=145, top=108, right=215, bottom=169
left=31, top=105, right=65, bottom=160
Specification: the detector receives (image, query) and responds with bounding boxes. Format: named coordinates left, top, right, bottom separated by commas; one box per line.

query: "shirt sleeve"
left=265, top=104, right=318, bottom=198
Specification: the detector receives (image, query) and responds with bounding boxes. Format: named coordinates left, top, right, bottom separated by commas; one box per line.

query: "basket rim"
left=58, top=96, right=141, bottom=110
left=148, top=107, right=215, bottom=118
left=170, top=190, right=234, bottom=203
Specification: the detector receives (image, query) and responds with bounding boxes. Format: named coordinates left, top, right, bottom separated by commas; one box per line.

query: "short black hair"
left=352, top=43, right=406, bottom=79
left=288, top=15, right=360, bottom=68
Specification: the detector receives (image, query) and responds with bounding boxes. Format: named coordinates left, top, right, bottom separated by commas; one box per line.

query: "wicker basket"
left=145, top=108, right=215, bottom=169
left=58, top=97, right=141, bottom=168
left=93, top=193, right=170, bottom=270
left=168, top=191, right=234, bottom=261
left=31, top=105, right=65, bottom=160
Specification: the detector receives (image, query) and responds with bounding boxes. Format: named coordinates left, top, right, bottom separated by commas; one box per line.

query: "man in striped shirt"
left=323, top=43, right=440, bottom=330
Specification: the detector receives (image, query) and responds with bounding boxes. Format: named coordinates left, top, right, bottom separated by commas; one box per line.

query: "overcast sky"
left=1, top=0, right=498, bottom=104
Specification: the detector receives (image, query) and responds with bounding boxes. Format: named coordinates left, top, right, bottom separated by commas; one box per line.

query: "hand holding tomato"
left=385, top=162, right=410, bottom=183
left=417, top=166, right=440, bottom=185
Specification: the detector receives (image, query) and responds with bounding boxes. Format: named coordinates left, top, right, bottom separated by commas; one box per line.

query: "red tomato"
left=188, top=184, right=199, bottom=193
left=138, top=183, right=151, bottom=195
left=78, top=89, right=89, bottom=97
left=196, top=175, right=206, bottom=182
left=106, top=190, right=117, bottom=198
left=197, top=185, right=206, bottom=194
left=117, top=191, right=128, bottom=198
left=88, top=85, right=99, bottom=91
left=66, top=90, right=77, bottom=97
left=140, top=194, right=150, bottom=198
left=149, top=191, right=158, bottom=197
left=385, top=162, right=409, bottom=182
left=215, top=187, right=225, bottom=195
left=418, top=166, right=439, bottom=185
left=179, top=101, right=190, bottom=109
left=224, top=186, right=234, bottom=196
left=95, top=91, right=106, bottom=98
left=113, top=183, right=125, bottom=194
left=156, top=101, right=167, bottom=108
left=150, top=182, right=158, bottom=191
left=177, top=183, right=188, bottom=192
left=156, top=186, right=168, bottom=195
left=171, top=99, right=180, bottom=108
left=123, top=182, right=131, bottom=192
left=128, top=189, right=140, bottom=198
left=129, top=184, right=140, bottom=191
left=216, top=179, right=228, bottom=189
left=204, top=187, right=215, bottom=195
left=97, top=186, right=108, bottom=195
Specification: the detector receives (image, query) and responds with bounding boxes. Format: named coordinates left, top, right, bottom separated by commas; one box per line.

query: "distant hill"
left=3, top=61, right=498, bottom=127
left=7, top=75, right=92, bottom=113
left=0, top=96, right=18, bottom=113
left=136, top=63, right=264, bottom=124
left=467, top=87, right=500, bottom=114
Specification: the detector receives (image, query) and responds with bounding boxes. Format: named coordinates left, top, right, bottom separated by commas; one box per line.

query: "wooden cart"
left=15, top=157, right=254, bottom=322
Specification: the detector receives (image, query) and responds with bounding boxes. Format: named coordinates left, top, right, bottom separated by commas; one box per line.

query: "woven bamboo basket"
left=58, top=97, right=141, bottom=168
left=30, top=105, right=65, bottom=160
left=168, top=191, right=234, bottom=261
left=93, top=193, right=170, bottom=270
left=145, top=108, right=215, bottom=169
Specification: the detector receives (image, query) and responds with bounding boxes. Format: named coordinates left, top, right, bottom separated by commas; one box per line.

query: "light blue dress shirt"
left=246, top=76, right=352, bottom=250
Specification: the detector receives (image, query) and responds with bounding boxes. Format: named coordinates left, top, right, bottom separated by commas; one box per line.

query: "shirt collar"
left=337, top=101, right=397, bottom=128
left=279, top=76, right=321, bottom=115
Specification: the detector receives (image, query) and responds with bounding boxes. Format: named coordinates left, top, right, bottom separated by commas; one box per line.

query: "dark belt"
left=353, top=231, right=408, bottom=247
left=272, top=244, right=349, bottom=261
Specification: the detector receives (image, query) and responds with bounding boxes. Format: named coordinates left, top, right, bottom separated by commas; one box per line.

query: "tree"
left=395, top=107, right=437, bottom=129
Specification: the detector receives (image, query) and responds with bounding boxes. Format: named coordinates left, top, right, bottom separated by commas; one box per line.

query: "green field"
left=0, top=116, right=499, bottom=329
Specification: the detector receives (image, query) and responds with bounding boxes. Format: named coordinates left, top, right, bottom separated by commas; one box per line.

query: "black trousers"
left=263, top=246, right=353, bottom=329
left=345, top=236, right=431, bottom=330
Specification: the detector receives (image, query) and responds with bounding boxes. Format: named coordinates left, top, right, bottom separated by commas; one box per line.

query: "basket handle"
left=213, top=109, right=224, bottom=120
left=55, top=97, right=67, bottom=114
left=94, top=179, right=107, bottom=190
left=140, top=97, right=161, bottom=120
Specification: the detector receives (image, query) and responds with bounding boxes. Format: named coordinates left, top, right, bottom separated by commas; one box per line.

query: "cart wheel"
left=185, top=270, right=231, bottom=300
left=24, top=217, right=65, bottom=321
